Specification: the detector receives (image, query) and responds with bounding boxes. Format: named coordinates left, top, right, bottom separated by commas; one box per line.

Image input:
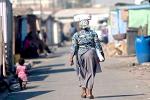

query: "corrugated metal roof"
left=54, top=7, right=110, bottom=18
left=116, top=4, right=150, bottom=10
left=95, top=0, right=135, bottom=6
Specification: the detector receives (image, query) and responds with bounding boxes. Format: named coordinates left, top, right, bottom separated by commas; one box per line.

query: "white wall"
left=46, top=18, right=54, bottom=45
left=53, top=23, right=59, bottom=44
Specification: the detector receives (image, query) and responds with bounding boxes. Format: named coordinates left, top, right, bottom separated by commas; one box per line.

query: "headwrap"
left=73, top=14, right=91, bottom=29
left=79, top=19, right=89, bottom=29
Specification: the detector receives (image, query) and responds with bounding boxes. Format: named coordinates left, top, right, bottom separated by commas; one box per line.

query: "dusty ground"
left=106, top=55, right=150, bottom=88
left=3, top=46, right=150, bottom=100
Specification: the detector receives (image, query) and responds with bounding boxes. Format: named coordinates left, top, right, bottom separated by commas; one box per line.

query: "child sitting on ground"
left=16, top=58, right=28, bottom=90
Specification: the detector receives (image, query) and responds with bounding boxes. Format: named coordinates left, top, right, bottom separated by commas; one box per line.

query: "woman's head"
left=19, top=58, right=25, bottom=66
left=79, top=19, right=89, bottom=29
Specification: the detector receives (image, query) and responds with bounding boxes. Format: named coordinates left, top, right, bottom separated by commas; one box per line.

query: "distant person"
left=59, top=23, right=68, bottom=46
left=16, top=58, right=28, bottom=90
left=41, top=29, right=47, bottom=43
left=23, top=31, right=39, bottom=58
left=69, top=22, right=77, bottom=37
left=23, top=32, right=32, bottom=58
left=59, top=30, right=65, bottom=46
left=37, top=30, right=52, bottom=54
left=101, top=22, right=108, bottom=44
left=37, top=30, right=43, bottom=41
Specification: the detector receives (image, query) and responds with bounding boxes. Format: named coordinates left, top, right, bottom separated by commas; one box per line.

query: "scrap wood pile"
left=103, top=41, right=127, bottom=57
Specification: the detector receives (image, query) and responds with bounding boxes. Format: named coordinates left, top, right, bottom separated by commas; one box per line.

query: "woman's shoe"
left=81, top=87, right=86, bottom=98
left=87, top=95, right=94, bottom=99
left=86, top=89, right=94, bottom=99
left=81, top=93, right=86, bottom=98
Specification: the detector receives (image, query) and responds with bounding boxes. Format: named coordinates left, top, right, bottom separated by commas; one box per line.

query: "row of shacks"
left=0, top=0, right=63, bottom=78
left=14, top=15, right=63, bottom=58
left=54, top=7, right=110, bottom=35
left=106, top=4, right=150, bottom=57
left=53, top=5, right=150, bottom=58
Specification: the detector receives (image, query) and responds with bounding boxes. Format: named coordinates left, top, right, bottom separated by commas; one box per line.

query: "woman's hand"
left=69, top=54, right=74, bottom=66
left=97, top=58, right=100, bottom=63
left=68, top=54, right=74, bottom=66
left=69, top=59, right=74, bottom=66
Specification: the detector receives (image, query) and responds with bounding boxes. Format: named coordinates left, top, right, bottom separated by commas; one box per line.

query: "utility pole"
left=40, top=0, right=43, bottom=32
left=52, top=0, right=55, bottom=14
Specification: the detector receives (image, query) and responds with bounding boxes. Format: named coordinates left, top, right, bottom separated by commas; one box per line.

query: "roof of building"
left=116, top=4, right=150, bottom=10
left=54, top=7, right=110, bottom=18
left=95, top=0, right=135, bottom=6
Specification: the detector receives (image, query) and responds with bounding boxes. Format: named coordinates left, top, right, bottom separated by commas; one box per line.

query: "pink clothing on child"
left=16, top=65, right=28, bottom=81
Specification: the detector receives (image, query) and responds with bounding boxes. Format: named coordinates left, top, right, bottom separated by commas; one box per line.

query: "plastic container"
left=135, top=36, right=150, bottom=64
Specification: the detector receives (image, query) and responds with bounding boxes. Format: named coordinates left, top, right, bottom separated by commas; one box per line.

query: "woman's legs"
left=81, top=87, right=94, bottom=99
left=86, top=88, right=94, bottom=99
left=78, top=49, right=97, bottom=98
left=81, top=87, right=86, bottom=98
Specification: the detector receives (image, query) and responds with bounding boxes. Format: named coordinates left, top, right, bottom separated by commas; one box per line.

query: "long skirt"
left=76, top=48, right=102, bottom=89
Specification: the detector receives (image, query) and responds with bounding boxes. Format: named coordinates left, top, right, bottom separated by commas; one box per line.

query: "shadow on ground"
left=7, top=90, right=55, bottom=100
left=95, top=93, right=145, bottom=99
left=32, top=64, right=65, bottom=70
left=12, top=85, right=39, bottom=92
left=29, top=53, right=64, bottom=60
left=29, top=75, right=48, bottom=82
left=29, top=63, right=74, bottom=82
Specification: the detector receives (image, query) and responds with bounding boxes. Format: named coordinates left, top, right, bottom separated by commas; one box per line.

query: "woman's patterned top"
left=71, top=29, right=103, bottom=58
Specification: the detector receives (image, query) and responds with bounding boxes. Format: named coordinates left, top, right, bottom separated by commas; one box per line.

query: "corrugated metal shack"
left=0, top=0, right=13, bottom=77
left=108, top=4, right=150, bottom=56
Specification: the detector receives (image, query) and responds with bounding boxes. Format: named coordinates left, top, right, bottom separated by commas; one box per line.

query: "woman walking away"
left=16, top=58, right=28, bottom=90
left=69, top=14, right=103, bottom=99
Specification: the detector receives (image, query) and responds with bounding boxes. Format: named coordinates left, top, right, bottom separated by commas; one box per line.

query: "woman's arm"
left=94, top=32, right=105, bottom=60
left=93, top=33, right=103, bottom=52
left=70, top=34, right=78, bottom=63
